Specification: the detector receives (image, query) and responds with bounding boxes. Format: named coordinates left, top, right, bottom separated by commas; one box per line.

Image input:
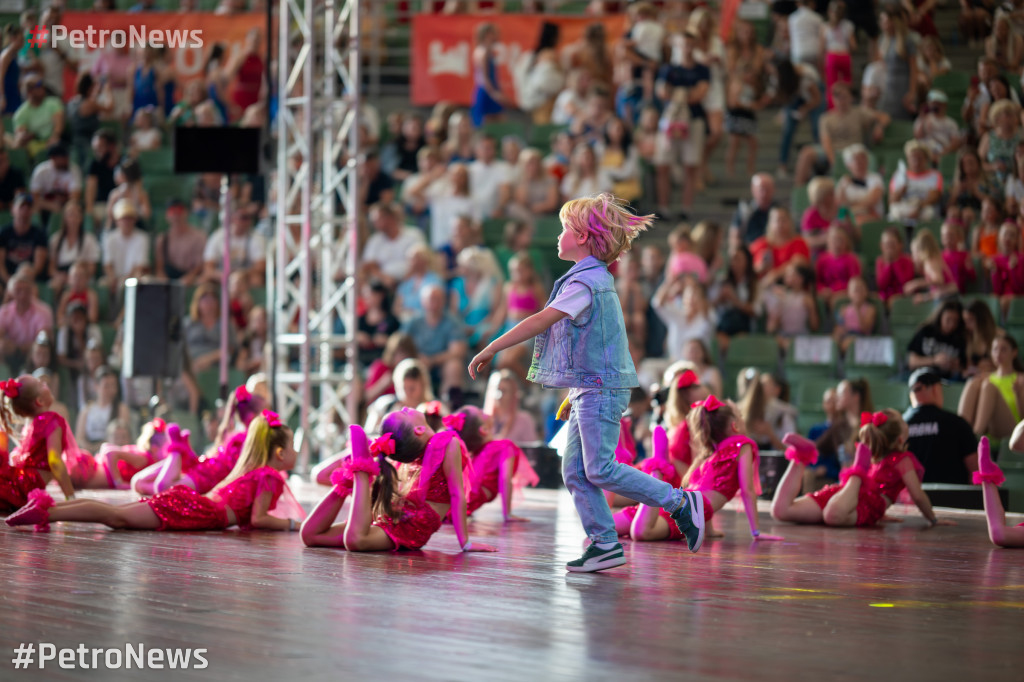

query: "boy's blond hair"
left=559, top=193, right=653, bottom=264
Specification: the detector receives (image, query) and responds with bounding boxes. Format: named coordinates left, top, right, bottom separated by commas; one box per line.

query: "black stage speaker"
left=123, top=280, right=185, bottom=378
left=173, top=127, right=263, bottom=174
left=522, top=444, right=563, bottom=489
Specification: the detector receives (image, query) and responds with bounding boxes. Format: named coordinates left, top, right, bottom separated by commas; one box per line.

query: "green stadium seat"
left=846, top=335, right=898, bottom=382
left=482, top=121, right=527, bottom=142
left=889, top=297, right=931, bottom=328
left=784, top=335, right=839, bottom=383
left=943, top=381, right=965, bottom=412
left=137, top=147, right=175, bottom=175
left=871, top=381, right=911, bottom=411
left=723, top=334, right=780, bottom=399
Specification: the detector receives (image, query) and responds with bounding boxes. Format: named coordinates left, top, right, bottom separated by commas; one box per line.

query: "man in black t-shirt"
left=85, top=130, right=119, bottom=227
left=0, top=192, right=47, bottom=284
left=903, top=368, right=978, bottom=484
left=0, top=148, right=26, bottom=211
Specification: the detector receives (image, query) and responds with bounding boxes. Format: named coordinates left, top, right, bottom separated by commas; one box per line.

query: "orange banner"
left=411, top=14, right=626, bottom=107
left=59, top=12, right=265, bottom=99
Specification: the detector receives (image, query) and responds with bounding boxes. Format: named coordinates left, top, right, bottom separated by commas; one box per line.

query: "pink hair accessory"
left=0, top=379, right=20, bottom=399
left=235, top=385, right=252, bottom=402
left=151, top=417, right=167, bottom=432
left=676, top=370, right=698, bottom=389
left=263, top=410, right=283, bottom=428
left=423, top=401, right=443, bottom=417
left=691, top=394, right=724, bottom=412
left=860, top=411, right=888, bottom=428
left=370, top=433, right=395, bottom=457
left=442, top=413, right=466, bottom=431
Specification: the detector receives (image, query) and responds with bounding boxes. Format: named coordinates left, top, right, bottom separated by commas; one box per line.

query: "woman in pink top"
left=815, top=226, right=861, bottom=306
left=991, top=222, right=1024, bottom=316
left=940, top=220, right=975, bottom=294
left=875, top=226, right=915, bottom=306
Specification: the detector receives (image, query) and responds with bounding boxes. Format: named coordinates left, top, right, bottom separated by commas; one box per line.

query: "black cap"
left=908, top=367, right=944, bottom=391
left=47, top=144, right=68, bottom=158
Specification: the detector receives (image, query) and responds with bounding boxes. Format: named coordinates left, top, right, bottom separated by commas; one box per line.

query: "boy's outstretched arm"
left=469, top=306, right=568, bottom=379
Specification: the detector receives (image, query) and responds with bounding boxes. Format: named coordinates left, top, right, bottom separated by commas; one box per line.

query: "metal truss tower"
left=272, top=0, right=360, bottom=472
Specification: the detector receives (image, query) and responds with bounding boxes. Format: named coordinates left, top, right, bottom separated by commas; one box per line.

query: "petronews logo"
left=48, top=24, right=203, bottom=49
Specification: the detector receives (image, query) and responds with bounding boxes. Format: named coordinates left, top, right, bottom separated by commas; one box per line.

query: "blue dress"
left=132, top=65, right=159, bottom=116
left=3, top=57, right=20, bottom=115
left=470, top=51, right=502, bottom=127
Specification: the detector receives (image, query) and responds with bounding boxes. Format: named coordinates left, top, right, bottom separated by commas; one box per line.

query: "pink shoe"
left=350, top=424, right=370, bottom=462
left=6, top=489, right=54, bottom=530
left=973, top=436, right=1006, bottom=486
left=839, top=443, right=873, bottom=485
left=344, top=425, right=381, bottom=478
left=782, top=433, right=818, bottom=465
left=651, top=425, right=669, bottom=461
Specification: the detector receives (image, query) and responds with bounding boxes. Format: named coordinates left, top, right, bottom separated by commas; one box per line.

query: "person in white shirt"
left=103, top=198, right=150, bottom=295
left=361, top=201, right=426, bottom=287
left=30, top=145, right=82, bottom=222
left=913, top=90, right=962, bottom=158
left=789, top=0, right=825, bottom=69
left=202, top=208, right=267, bottom=288
left=468, top=135, right=513, bottom=218
left=551, top=68, right=592, bottom=126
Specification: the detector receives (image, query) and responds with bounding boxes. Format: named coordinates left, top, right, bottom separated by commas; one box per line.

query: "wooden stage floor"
left=2, top=484, right=1023, bottom=682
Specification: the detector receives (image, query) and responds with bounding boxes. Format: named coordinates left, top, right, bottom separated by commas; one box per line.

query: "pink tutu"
left=373, top=497, right=443, bottom=550
left=145, top=486, right=230, bottom=531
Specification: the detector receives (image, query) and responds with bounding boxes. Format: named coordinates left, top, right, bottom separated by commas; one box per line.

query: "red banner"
left=411, top=14, right=625, bottom=107
left=59, top=12, right=265, bottom=99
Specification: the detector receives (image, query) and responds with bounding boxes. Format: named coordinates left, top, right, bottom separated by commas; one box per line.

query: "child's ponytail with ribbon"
left=682, top=395, right=735, bottom=488
left=857, top=408, right=905, bottom=461
left=444, top=406, right=487, bottom=455
left=0, top=376, right=40, bottom=434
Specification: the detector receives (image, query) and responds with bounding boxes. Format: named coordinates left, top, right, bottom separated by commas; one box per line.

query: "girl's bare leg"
left=153, top=452, right=184, bottom=493
left=973, top=382, right=1017, bottom=438
left=771, top=460, right=826, bottom=524
left=310, top=451, right=348, bottom=487
left=300, top=487, right=349, bottom=548
left=342, top=472, right=395, bottom=552
left=49, top=500, right=161, bottom=529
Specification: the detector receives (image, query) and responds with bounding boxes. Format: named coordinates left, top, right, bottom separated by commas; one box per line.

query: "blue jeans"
left=562, top=389, right=683, bottom=543
left=779, top=96, right=824, bottom=166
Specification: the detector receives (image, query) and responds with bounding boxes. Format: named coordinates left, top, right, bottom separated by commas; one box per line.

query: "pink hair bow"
left=423, top=400, right=443, bottom=417
left=691, top=394, right=724, bottom=412
left=442, top=413, right=466, bottom=431
left=676, top=369, right=698, bottom=389
left=263, top=410, right=283, bottom=428
left=0, top=379, right=20, bottom=399
left=861, top=411, right=888, bottom=428
left=151, top=417, right=167, bottom=432
left=235, top=385, right=252, bottom=402
left=370, top=433, right=396, bottom=457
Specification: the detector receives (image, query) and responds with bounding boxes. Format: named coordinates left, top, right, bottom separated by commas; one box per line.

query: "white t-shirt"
left=30, top=160, right=82, bottom=197
left=551, top=89, right=585, bottom=126
left=862, top=61, right=886, bottom=94
left=1006, top=175, right=1024, bottom=206
left=549, top=280, right=592, bottom=320
left=49, top=230, right=101, bottom=270
left=469, top=159, right=514, bottom=217
left=429, top=194, right=482, bottom=249
left=361, top=226, right=425, bottom=281
left=916, top=113, right=960, bottom=155
left=824, top=20, right=854, bottom=53
left=789, top=7, right=824, bottom=64
left=839, top=171, right=885, bottom=217
left=632, top=20, right=665, bottom=63
left=102, top=228, right=150, bottom=279
left=203, top=228, right=267, bottom=271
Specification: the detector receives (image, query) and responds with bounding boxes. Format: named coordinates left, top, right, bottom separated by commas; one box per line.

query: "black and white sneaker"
left=565, top=542, right=627, bottom=573
left=669, top=491, right=705, bottom=553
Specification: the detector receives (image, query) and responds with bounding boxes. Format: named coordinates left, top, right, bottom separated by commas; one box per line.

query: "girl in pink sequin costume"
left=770, top=411, right=952, bottom=527
left=132, top=385, right=264, bottom=496
left=973, top=436, right=1024, bottom=547
left=0, top=375, right=97, bottom=507
left=443, top=406, right=539, bottom=522
left=301, top=410, right=497, bottom=552
left=6, top=411, right=304, bottom=533
left=618, top=395, right=782, bottom=542
left=93, top=418, right=172, bottom=489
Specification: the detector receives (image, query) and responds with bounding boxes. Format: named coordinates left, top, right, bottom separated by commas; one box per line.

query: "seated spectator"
left=815, top=225, right=861, bottom=306
left=915, top=36, right=951, bottom=90
left=976, top=74, right=1016, bottom=140
left=364, top=357, right=435, bottom=435
left=816, top=377, right=873, bottom=471
left=653, top=276, right=717, bottom=360
left=399, top=146, right=446, bottom=222
left=48, top=203, right=100, bottom=293
left=764, top=262, right=819, bottom=340
left=84, top=130, right=119, bottom=227
left=469, top=135, right=513, bottom=218
left=568, top=85, right=615, bottom=147
left=357, top=150, right=394, bottom=215
left=0, top=147, right=26, bottom=212
left=805, top=387, right=842, bottom=488
left=394, top=244, right=444, bottom=322
left=30, top=144, right=82, bottom=227
left=597, top=117, right=641, bottom=203
left=75, top=365, right=132, bottom=453
left=425, top=163, right=482, bottom=249
left=360, top=201, right=426, bottom=288
left=991, top=222, right=1024, bottom=313
left=710, top=244, right=758, bottom=345
left=730, top=173, right=776, bottom=243
left=800, top=176, right=837, bottom=254
left=494, top=251, right=544, bottom=375
left=561, top=143, right=611, bottom=202
left=941, top=220, right=975, bottom=295
left=959, top=332, right=1024, bottom=439
left=154, top=198, right=206, bottom=285
left=0, top=190, right=48, bottom=288
left=236, top=305, right=267, bottom=375
left=363, top=331, right=418, bottom=405
left=450, top=245, right=503, bottom=349
left=904, top=367, right=978, bottom=485
left=833, top=275, right=877, bottom=354
left=167, top=80, right=205, bottom=127
left=0, top=265, right=53, bottom=372
left=76, top=338, right=105, bottom=409
left=691, top=220, right=724, bottom=275
left=750, top=207, right=810, bottom=285
left=66, top=73, right=113, bottom=172
left=185, top=282, right=237, bottom=374
left=104, top=157, right=151, bottom=231
left=905, top=230, right=958, bottom=304
left=356, top=280, right=400, bottom=368
left=914, top=90, right=962, bottom=158
left=191, top=172, right=222, bottom=229
left=835, top=144, right=884, bottom=225
left=55, top=261, right=99, bottom=327
left=875, top=226, right=915, bottom=306
left=56, top=299, right=102, bottom=384
left=665, top=225, right=709, bottom=284
left=682, top=338, right=723, bottom=397
left=985, top=15, right=1024, bottom=72
left=12, top=73, right=64, bottom=159
left=129, top=106, right=162, bottom=153
left=794, top=81, right=887, bottom=185
left=551, top=68, right=591, bottom=126
left=444, top=110, right=476, bottom=163
left=737, top=369, right=785, bottom=450
left=102, top=198, right=150, bottom=295
left=91, top=44, right=134, bottom=123
left=26, top=330, right=58, bottom=392
left=979, top=99, right=1022, bottom=186
left=888, top=140, right=943, bottom=222
left=964, top=299, right=999, bottom=378
left=483, top=369, right=539, bottom=445
left=507, top=147, right=559, bottom=221
left=401, top=283, right=467, bottom=399
left=908, top=298, right=968, bottom=380
left=381, top=113, right=424, bottom=182
left=202, top=207, right=266, bottom=288
left=762, top=372, right=798, bottom=443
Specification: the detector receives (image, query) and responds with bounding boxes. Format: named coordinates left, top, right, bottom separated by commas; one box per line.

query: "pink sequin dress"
left=187, top=432, right=246, bottom=493
left=809, top=451, right=924, bottom=526
left=466, top=439, right=540, bottom=515
left=145, top=465, right=292, bottom=531
left=373, top=431, right=471, bottom=550
left=687, top=435, right=760, bottom=522
left=618, top=423, right=697, bottom=541
left=0, top=444, right=45, bottom=513
left=10, top=412, right=97, bottom=488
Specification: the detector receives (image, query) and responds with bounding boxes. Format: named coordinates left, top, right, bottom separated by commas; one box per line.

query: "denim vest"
left=527, top=255, right=639, bottom=389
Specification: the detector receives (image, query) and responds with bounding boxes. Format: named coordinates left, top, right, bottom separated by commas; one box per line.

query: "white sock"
left=595, top=542, right=618, bottom=550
